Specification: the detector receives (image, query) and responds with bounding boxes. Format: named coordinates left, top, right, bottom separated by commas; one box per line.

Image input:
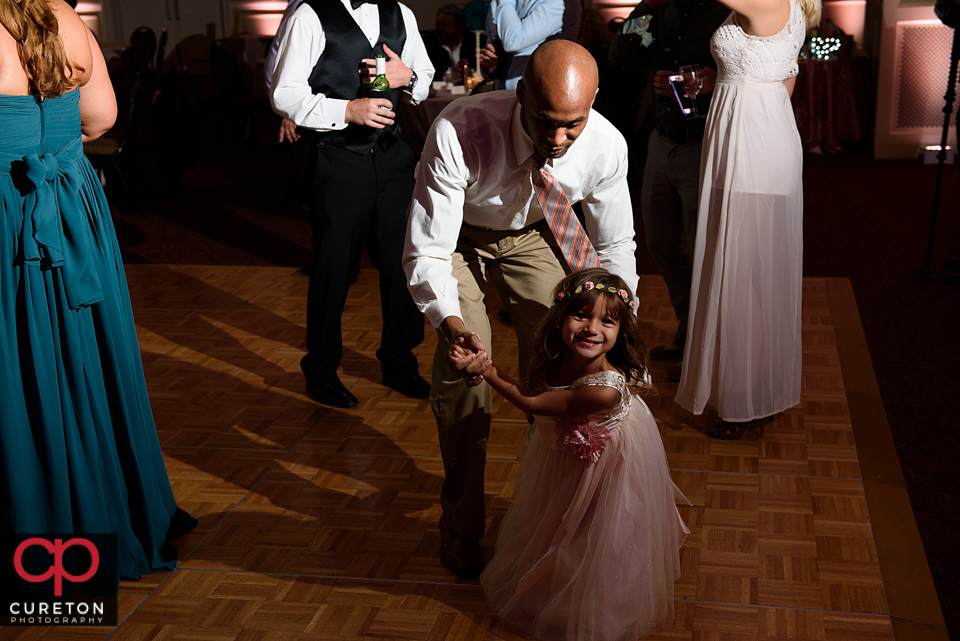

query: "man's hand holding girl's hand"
left=451, top=347, right=493, bottom=387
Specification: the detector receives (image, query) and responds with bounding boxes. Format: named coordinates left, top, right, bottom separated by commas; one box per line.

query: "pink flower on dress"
left=584, top=282, right=595, bottom=291
left=555, top=420, right=612, bottom=464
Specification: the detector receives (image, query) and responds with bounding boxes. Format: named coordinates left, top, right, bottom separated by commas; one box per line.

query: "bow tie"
left=351, top=0, right=373, bottom=9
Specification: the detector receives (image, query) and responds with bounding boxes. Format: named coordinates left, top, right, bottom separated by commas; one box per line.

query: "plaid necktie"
left=531, top=153, right=601, bottom=272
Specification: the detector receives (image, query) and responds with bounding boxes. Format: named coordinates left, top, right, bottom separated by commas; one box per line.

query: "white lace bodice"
left=710, top=0, right=806, bottom=83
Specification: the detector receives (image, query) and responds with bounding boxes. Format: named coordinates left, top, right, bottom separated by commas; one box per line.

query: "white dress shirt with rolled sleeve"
left=269, top=0, right=434, bottom=131
left=404, top=90, right=639, bottom=328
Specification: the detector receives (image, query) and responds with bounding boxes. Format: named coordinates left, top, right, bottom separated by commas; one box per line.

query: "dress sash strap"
left=716, top=74, right=786, bottom=89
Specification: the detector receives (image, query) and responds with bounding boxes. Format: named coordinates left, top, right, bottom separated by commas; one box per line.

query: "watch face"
left=409, top=71, right=418, bottom=89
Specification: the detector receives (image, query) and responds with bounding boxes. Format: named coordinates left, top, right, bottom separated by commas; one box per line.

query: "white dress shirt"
left=487, top=0, right=563, bottom=89
left=443, top=42, right=462, bottom=68
left=404, top=90, right=639, bottom=328
left=269, top=0, right=434, bottom=131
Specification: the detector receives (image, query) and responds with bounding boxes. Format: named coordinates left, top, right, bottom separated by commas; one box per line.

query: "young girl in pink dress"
left=457, top=268, right=689, bottom=641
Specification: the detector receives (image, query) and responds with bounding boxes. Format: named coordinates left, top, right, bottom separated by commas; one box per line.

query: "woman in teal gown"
left=0, top=0, right=195, bottom=592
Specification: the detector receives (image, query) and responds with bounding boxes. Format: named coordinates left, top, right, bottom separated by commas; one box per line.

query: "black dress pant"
left=300, top=139, right=423, bottom=385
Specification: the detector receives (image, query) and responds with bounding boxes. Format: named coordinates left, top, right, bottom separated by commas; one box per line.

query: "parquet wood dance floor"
left=6, top=266, right=920, bottom=641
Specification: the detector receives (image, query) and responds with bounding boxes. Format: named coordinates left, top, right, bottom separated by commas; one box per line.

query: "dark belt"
left=297, top=126, right=398, bottom=153
left=656, top=124, right=704, bottom=143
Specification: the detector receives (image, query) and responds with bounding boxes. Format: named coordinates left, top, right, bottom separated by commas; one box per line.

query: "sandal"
left=706, top=418, right=766, bottom=441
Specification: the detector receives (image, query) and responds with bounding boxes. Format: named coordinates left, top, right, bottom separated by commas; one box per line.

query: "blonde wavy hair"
left=0, top=0, right=81, bottom=97
left=798, top=0, right=822, bottom=31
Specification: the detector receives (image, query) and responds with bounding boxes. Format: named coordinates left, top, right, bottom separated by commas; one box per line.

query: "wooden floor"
left=6, top=266, right=939, bottom=641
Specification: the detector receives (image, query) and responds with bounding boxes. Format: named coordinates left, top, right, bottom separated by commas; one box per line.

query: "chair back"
left=209, top=40, right=247, bottom=101
left=126, top=26, right=156, bottom=73
left=155, top=28, right=168, bottom=72
left=114, top=73, right=146, bottom=155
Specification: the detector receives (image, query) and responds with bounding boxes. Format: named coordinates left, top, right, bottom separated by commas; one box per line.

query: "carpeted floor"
left=107, top=138, right=960, bottom=638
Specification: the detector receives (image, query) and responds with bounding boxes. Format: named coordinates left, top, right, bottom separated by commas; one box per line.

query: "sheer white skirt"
left=676, top=75, right=803, bottom=421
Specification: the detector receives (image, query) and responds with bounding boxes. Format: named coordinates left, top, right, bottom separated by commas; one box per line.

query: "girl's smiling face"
left=561, top=297, right=620, bottom=363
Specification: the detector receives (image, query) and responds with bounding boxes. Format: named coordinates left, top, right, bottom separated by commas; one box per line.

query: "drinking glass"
left=679, top=64, right=704, bottom=118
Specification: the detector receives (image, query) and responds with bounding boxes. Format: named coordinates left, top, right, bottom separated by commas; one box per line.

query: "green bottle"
left=371, top=53, right=389, bottom=92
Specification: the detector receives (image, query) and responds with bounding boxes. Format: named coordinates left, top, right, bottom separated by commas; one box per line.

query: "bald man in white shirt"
left=403, top=40, right=638, bottom=577
left=270, top=0, right=434, bottom=408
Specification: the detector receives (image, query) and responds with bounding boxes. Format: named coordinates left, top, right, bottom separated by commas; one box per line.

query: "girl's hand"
left=470, top=355, right=495, bottom=383
left=450, top=345, right=480, bottom=367
left=444, top=327, right=486, bottom=372
left=453, top=351, right=492, bottom=387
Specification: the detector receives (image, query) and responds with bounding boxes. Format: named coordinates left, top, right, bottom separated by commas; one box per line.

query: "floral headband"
left=555, top=282, right=635, bottom=309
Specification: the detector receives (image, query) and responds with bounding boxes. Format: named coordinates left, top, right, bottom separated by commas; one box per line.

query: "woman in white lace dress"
left=675, top=0, right=821, bottom=439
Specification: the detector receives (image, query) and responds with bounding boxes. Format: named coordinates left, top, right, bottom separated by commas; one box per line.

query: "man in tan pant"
left=403, top=41, right=639, bottom=577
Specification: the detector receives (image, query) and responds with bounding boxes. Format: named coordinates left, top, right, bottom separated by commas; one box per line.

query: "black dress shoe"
left=382, top=371, right=430, bottom=399
left=439, top=516, right=484, bottom=578
left=667, top=364, right=682, bottom=382
left=306, top=381, right=358, bottom=408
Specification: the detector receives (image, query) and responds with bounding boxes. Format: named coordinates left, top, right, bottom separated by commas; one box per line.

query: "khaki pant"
left=431, top=221, right=566, bottom=542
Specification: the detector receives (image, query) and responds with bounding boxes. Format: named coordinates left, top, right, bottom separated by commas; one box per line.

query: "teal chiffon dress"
left=0, top=90, right=196, bottom=593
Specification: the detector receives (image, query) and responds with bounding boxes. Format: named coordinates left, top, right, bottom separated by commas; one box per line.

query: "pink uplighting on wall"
left=236, top=14, right=284, bottom=36
left=821, top=0, right=867, bottom=49
left=594, top=5, right=636, bottom=24
left=230, top=0, right=288, bottom=36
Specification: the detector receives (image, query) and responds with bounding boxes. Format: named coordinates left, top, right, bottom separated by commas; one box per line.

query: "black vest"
left=301, top=0, right=406, bottom=153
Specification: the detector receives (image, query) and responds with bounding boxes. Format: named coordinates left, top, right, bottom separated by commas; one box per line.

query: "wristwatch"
left=405, top=70, right=418, bottom=93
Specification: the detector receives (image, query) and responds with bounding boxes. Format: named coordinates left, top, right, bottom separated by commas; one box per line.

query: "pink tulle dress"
left=480, top=370, right=690, bottom=641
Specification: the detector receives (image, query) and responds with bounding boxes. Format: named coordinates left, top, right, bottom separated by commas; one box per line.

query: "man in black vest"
left=270, top=0, right=435, bottom=408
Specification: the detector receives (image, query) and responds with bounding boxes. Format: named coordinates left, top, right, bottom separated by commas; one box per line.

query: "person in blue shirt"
left=479, top=0, right=579, bottom=89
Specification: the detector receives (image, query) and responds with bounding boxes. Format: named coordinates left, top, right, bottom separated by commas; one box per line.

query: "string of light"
left=808, top=36, right=842, bottom=60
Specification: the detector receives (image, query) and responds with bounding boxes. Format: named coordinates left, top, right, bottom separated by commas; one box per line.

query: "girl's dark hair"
left=0, top=0, right=82, bottom=98
left=526, top=268, right=652, bottom=393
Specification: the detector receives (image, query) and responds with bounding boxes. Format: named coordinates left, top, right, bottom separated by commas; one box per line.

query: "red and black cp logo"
left=14, top=538, right=100, bottom=596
